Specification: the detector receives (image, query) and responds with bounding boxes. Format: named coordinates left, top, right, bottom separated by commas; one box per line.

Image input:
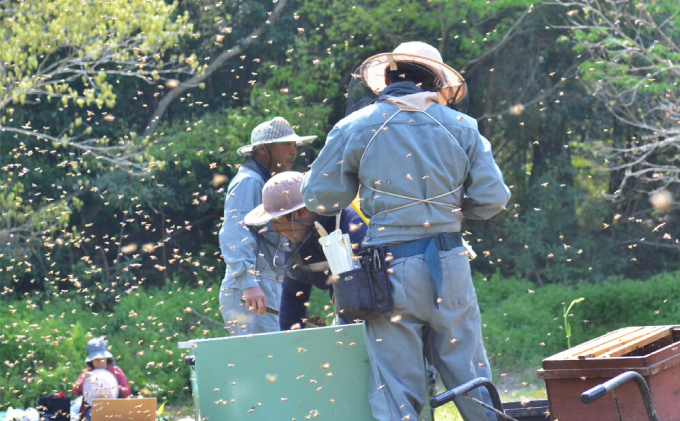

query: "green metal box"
left=179, top=323, right=433, bottom=420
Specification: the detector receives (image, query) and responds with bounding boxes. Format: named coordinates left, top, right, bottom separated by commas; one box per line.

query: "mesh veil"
left=345, top=67, right=380, bottom=116
left=247, top=220, right=330, bottom=289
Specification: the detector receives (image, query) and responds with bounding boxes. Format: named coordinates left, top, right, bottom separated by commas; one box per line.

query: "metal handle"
left=430, top=377, right=505, bottom=421
left=580, top=385, right=606, bottom=404
left=580, top=371, right=659, bottom=421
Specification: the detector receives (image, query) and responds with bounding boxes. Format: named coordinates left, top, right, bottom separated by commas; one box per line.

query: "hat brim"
left=360, top=52, right=467, bottom=105
left=86, top=351, right=113, bottom=362
left=244, top=202, right=307, bottom=227
left=237, top=134, right=317, bottom=157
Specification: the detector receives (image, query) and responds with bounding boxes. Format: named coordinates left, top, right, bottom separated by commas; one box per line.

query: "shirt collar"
left=382, top=81, right=423, bottom=97
left=243, top=156, right=272, bottom=182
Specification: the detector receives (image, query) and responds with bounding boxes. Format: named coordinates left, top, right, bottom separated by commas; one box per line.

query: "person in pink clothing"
left=72, top=338, right=131, bottom=420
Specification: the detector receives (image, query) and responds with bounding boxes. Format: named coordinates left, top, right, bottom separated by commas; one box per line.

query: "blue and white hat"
left=86, top=338, right=113, bottom=362
left=237, top=117, right=316, bottom=157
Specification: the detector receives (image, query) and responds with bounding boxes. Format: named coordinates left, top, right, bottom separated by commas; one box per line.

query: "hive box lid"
left=538, top=325, right=680, bottom=379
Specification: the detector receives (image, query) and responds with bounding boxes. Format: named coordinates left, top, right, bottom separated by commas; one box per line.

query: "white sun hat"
left=237, top=117, right=317, bottom=157
left=244, top=171, right=306, bottom=226
left=359, top=41, right=467, bottom=106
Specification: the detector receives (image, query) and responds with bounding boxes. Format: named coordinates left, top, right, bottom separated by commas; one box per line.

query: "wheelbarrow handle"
left=430, top=377, right=505, bottom=420
left=580, top=385, right=606, bottom=404
left=580, top=371, right=659, bottom=421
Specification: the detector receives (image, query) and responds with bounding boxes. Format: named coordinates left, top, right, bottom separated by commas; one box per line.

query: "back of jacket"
left=301, top=82, right=510, bottom=247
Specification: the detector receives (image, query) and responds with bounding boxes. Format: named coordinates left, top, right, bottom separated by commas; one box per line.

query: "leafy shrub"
left=477, top=270, right=680, bottom=374
left=0, top=281, right=224, bottom=410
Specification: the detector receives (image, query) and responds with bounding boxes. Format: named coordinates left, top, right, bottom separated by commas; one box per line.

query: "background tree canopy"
left=1, top=0, right=678, bottom=412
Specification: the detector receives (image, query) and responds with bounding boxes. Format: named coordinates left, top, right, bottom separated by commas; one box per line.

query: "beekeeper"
left=301, top=41, right=511, bottom=421
left=219, top=117, right=316, bottom=335
left=243, top=171, right=366, bottom=330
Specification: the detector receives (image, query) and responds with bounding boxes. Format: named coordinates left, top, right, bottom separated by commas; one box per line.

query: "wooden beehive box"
left=537, top=325, right=680, bottom=421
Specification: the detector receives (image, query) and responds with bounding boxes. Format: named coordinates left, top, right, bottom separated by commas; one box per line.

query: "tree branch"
left=462, top=7, right=533, bottom=71
left=143, top=0, right=289, bottom=135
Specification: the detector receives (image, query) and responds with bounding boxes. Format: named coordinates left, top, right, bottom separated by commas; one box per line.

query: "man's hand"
left=243, top=287, right=267, bottom=316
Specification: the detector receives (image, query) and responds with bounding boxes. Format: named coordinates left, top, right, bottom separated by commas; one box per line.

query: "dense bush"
left=0, top=280, right=225, bottom=410
left=478, top=270, right=680, bottom=372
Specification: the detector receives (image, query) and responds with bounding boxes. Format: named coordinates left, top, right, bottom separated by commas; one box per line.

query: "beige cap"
left=245, top=171, right=306, bottom=226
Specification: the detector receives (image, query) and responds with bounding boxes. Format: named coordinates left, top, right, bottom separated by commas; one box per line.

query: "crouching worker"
left=72, top=338, right=131, bottom=420
left=244, top=171, right=367, bottom=330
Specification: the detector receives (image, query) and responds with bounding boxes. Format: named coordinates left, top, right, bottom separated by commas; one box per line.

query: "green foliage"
left=308, top=286, right=335, bottom=325
left=156, top=401, right=167, bottom=419
left=561, top=0, right=680, bottom=212
left=477, top=162, right=633, bottom=284
left=477, top=270, right=680, bottom=373
left=562, top=297, right=585, bottom=348
left=0, top=0, right=191, bottom=112
left=0, top=180, right=73, bottom=290
left=0, top=0, right=197, bottom=299
left=0, top=280, right=224, bottom=409
left=2, top=270, right=677, bottom=410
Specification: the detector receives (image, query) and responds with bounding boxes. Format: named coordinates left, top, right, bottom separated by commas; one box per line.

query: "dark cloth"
left=279, top=207, right=366, bottom=330
left=381, top=81, right=423, bottom=97
left=38, top=395, right=70, bottom=421
left=279, top=277, right=312, bottom=330
left=242, top=156, right=272, bottom=182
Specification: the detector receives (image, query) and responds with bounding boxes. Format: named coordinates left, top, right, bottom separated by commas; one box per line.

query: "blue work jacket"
left=219, top=159, right=283, bottom=291
left=301, top=82, right=510, bottom=247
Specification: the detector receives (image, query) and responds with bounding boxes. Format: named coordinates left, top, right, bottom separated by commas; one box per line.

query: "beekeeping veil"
left=346, top=41, right=469, bottom=116
left=244, top=172, right=330, bottom=288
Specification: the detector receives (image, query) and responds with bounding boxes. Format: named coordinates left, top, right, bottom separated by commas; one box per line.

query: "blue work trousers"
left=364, top=247, right=496, bottom=421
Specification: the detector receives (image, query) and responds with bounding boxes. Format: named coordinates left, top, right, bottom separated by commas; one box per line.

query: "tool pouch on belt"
left=333, top=247, right=394, bottom=321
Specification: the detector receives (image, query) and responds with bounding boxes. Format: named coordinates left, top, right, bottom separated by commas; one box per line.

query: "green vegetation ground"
left=1, top=270, right=678, bottom=418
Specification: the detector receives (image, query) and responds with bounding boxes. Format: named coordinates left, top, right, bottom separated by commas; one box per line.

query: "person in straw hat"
left=243, top=171, right=367, bottom=330
left=301, top=42, right=511, bottom=420
left=218, top=117, right=316, bottom=336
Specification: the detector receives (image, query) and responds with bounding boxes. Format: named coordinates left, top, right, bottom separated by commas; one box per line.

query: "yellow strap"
left=351, top=196, right=369, bottom=225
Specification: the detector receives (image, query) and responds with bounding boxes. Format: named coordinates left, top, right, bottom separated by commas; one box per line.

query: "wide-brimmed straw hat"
left=237, top=117, right=317, bottom=157
left=86, top=338, right=113, bottom=362
left=245, top=171, right=306, bottom=226
left=359, top=41, right=467, bottom=106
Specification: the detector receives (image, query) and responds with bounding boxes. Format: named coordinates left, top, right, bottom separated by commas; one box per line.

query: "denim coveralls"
left=301, top=82, right=510, bottom=421
left=218, top=158, right=282, bottom=336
